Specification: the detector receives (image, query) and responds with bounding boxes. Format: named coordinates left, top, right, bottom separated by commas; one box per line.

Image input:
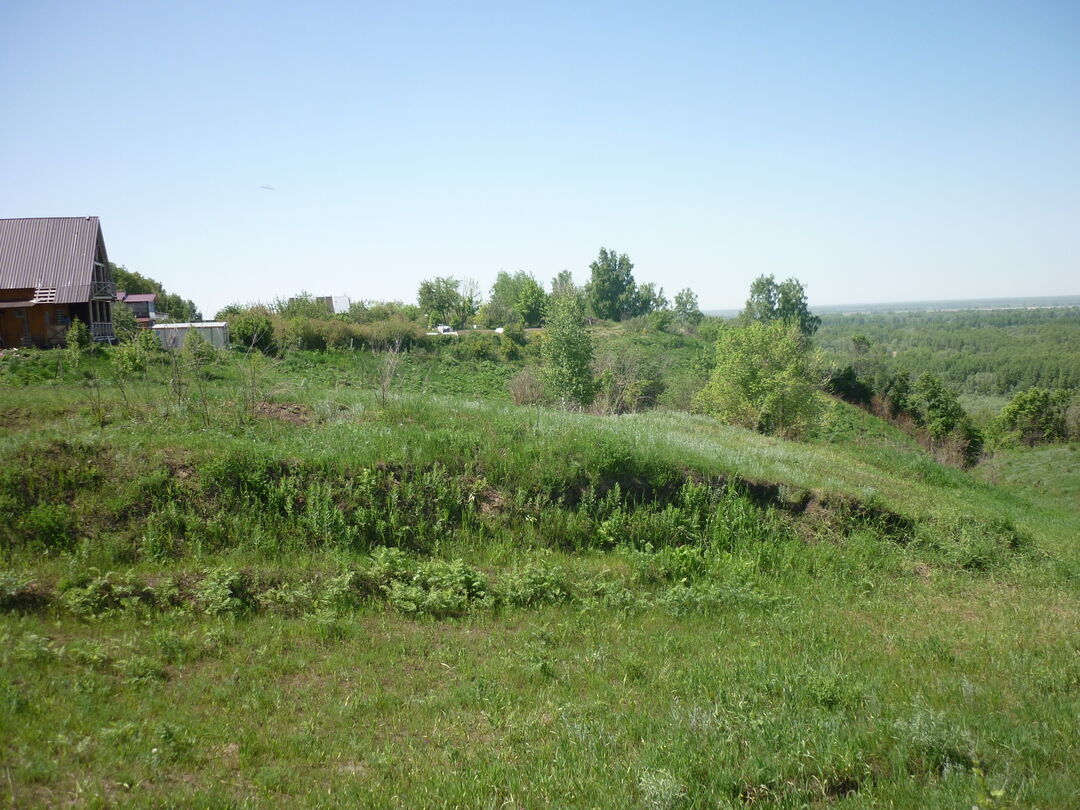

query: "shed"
left=153, top=321, right=229, bottom=350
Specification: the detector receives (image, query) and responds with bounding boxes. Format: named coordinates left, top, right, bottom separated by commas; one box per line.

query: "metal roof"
left=0, top=217, right=108, bottom=304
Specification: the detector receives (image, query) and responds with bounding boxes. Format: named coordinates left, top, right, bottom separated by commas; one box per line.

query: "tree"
left=912, top=372, right=983, bottom=465
left=109, top=263, right=201, bottom=322
left=549, top=270, right=583, bottom=314
left=550, top=270, right=578, bottom=299
left=585, top=248, right=637, bottom=321
left=451, top=278, right=481, bottom=329
left=346, top=300, right=422, bottom=325
left=65, top=318, right=92, bottom=351
left=632, top=282, right=667, bottom=317
left=742, top=275, right=779, bottom=324
left=541, top=291, right=596, bottom=408
left=482, top=271, right=547, bottom=328
left=740, top=275, right=820, bottom=337
left=692, top=321, right=822, bottom=438
left=673, top=288, right=703, bottom=327
left=913, top=373, right=966, bottom=442
left=417, top=277, right=462, bottom=328
left=111, top=302, right=140, bottom=342
left=515, top=275, right=547, bottom=327
left=993, top=387, right=1070, bottom=446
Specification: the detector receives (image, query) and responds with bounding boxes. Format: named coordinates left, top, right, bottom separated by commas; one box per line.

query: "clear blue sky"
left=2, top=0, right=1077, bottom=317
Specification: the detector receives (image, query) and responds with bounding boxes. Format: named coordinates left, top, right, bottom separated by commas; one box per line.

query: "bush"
left=992, top=387, right=1071, bottom=447
left=693, top=321, right=822, bottom=438
left=197, top=568, right=257, bottom=616
left=227, top=307, right=276, bottom=354
left=385, top=559, right=489, bottom=618
left=501, top=561, right=572, bottom=606
left=20, top=503, right=77, bottom=550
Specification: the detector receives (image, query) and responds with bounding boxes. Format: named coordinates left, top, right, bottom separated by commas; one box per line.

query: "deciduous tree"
left=693, top=321, right=822, bottom=438
left=586, top=248, right=637, bottom=321
left=740, top=275, right=820, bottom=337
left=541, top=292, right=595, bottom=408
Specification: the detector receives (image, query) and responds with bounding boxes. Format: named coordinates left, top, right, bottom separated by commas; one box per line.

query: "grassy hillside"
left=1, top=351, right=1078, bottom=807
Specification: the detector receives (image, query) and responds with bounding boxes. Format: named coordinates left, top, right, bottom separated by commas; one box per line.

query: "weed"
left=196, top=567, right=257, bottom=616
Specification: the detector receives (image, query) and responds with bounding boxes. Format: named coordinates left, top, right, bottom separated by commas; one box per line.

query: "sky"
left=1, top=1, right=1078, bottom=317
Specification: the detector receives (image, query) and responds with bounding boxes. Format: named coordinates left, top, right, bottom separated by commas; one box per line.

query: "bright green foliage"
left=633, top=282, right=667, bottom=316
left=417, top=276, right=463, bottom=327
left=693, top=321, right=822, bottom=437
left=111, top=330, right=157, bottom=375
left=549, top=269, right=579, bottom=299
left=541, top=293, right=596, bottom=408
left=586, top=248, right=640, bottom=321
left=880, top=371, right=915, bottom=419
left=65, top=318, right=91, bottom=351
left=993, top=387, right=1071, bottom=446
left=515, top=275, right=548, bottom=327
left=111, top=302, right=139, bottom=342
left=227, top=307, right=276, bottom=353
left=482, top=271, right=547, bottom=327
left=673, top=288, right=703, bottom=327
left=345, top=299, right=422, bottom=325
left=1, top=357, right=1079, bottom=806
left=741, top=275, right=821, bottom=337
left=914, top=373, right=967, bottom=441
left=742, top=275, right=779, bottom=323
left=912, top=373, right=984, bottom=466
left=417, top=277, right=479, bottom=329
left=815, top=307, right=1080, bottom=396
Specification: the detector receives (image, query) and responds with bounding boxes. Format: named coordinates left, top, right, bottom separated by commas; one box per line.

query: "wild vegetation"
left=1, top=263, right=1078, bottom=807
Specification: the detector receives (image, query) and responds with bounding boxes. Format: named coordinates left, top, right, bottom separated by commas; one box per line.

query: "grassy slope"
left=1, top=359, right=1079, bottom=808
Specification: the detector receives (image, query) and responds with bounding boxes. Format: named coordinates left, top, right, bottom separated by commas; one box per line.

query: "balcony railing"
left=91, top=321, right=115, bottom=342
left=91, top=280, right=116, bottom=299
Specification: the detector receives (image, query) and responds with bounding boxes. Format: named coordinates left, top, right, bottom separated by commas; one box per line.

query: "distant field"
left=705, top=293, right=1080, bottom=320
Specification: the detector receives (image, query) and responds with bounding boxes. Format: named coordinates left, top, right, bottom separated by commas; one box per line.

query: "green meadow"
left=1, top=346, right=1078, bottom=808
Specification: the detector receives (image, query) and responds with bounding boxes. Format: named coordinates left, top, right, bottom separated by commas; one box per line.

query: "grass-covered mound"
left=2, top=380, right=1078, bottom=807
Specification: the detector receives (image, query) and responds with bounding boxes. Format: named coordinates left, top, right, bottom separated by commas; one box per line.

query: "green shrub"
left=500, top=561, right=572, bottom=606
left=20, top=503, right=76, bottom=549
left=693, top=321, right=822, bottom=438
left=385, top=558, right=489, bottom=618
left=196, top=567, right=257, bottom=616
left=61, top=572, right=152, bottom=617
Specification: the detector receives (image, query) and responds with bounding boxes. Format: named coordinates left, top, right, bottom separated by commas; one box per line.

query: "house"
left=315, top=295, right=351, bottom=315
left=0, top=216, right=115, bottom=347
left=116, top=290, right=157, bottom=327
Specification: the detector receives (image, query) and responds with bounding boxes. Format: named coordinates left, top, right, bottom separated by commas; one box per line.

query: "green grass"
left=977, top=442, right=1080, bottom=515
left=1, top=348, right=1078, bottom=807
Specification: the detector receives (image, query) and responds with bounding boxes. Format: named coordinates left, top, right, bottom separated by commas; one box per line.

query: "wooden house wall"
left=0, top=304, right=77, bottom=348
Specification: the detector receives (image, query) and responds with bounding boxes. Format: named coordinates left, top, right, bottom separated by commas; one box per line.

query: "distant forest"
left=816, top=308, right=1080, bottom=395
